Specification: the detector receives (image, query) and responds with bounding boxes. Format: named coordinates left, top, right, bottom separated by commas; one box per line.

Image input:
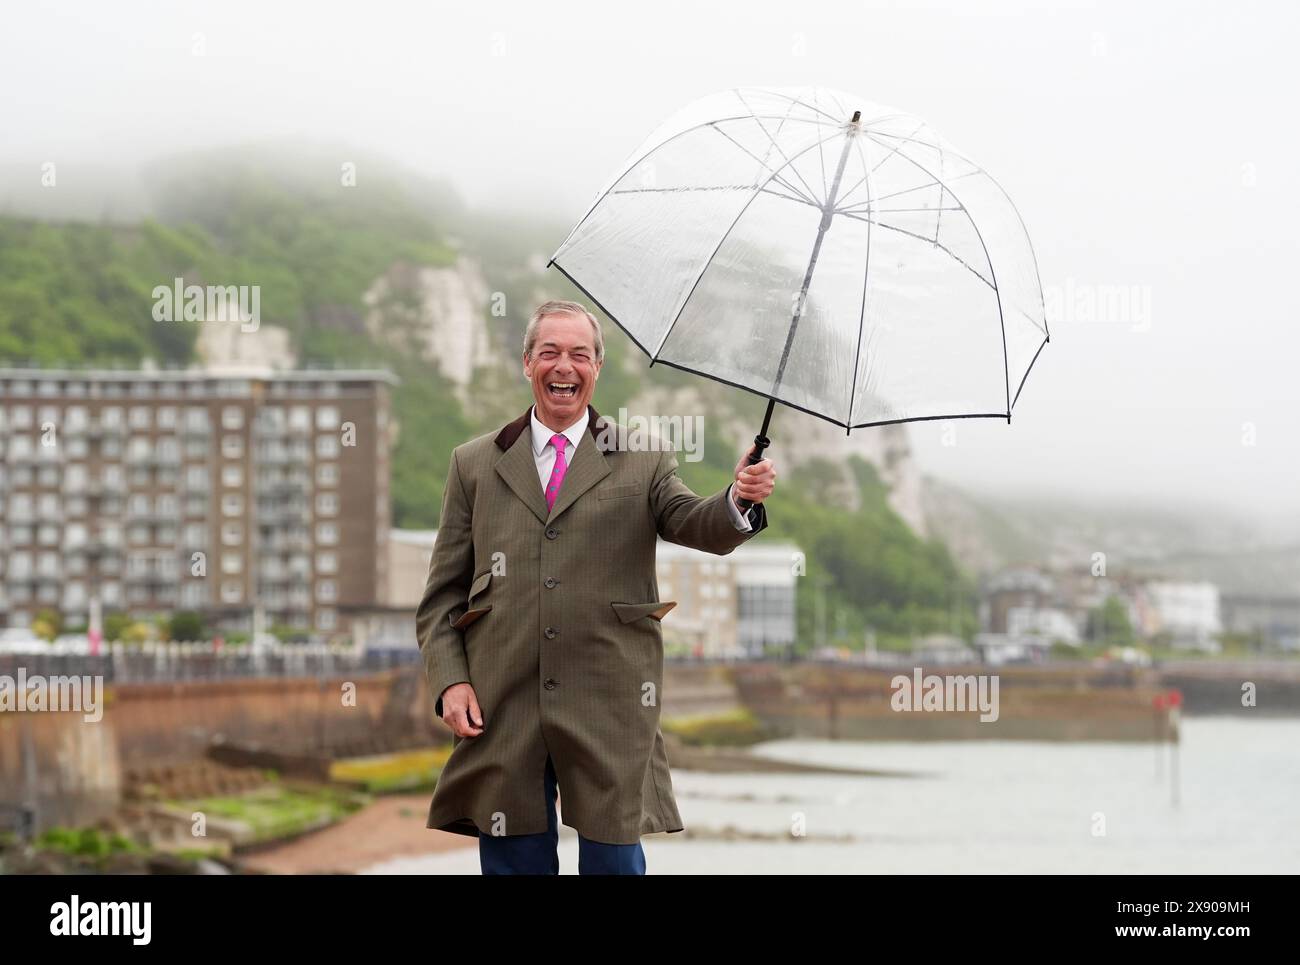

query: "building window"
left=222, top=522, right=242, bottom=546
left=222, top=493, right=243, bottom=516
left=316, top=580, right=337, bottom=602
left=316, top=435, right=339, bottom=458
left=129, top=406, right=151, bottom=429
left=221, top=555, right=243, bottom=575
left=221, top=581, right=242, bottom=603
left=222, top=464, right=243, bottom=487
left=316, top=463, right=339, bottom=486
left=317, top=609, right=337, bottom=631
left=316, top=406, right=339, bottom=430
left=316, top=523, right=338, bottom=545
left=222, top=406, right=244, bottom=430
left=315, top=492, right=338, bottom=516
left=222, top=435, right=243, bottom=458
left=157, top=406, right=177, bottom=428
left=316, top=552, right=337, bottom=574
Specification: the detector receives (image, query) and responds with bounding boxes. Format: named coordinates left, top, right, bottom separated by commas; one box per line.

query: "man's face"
left=524, top=311, right=602, bottom=429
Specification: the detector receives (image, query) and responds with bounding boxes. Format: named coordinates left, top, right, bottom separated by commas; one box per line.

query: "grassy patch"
left=329, top=747, right=453, bottom=794
left=174, top=784, right=364, bottom=844
left=662, top=707, right=770, bottom=747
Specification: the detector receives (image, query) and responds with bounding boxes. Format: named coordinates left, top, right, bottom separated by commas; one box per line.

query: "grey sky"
left=3, top=0, right=1297, bottom=533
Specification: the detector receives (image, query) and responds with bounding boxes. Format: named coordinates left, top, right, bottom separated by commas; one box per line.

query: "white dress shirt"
left=528, top=405, right=755, bottom=531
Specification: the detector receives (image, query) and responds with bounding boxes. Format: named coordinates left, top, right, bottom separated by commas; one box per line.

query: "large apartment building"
left=0, top=366, right=396, bottom=636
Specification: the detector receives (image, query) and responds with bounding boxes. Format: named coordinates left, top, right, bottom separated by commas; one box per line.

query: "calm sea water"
left=364, top=717, right=1300, bottom=874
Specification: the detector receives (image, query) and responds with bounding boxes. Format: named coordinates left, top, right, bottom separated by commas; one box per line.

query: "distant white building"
left=972, top=632, right=1051, bottom=665
left=1143, top=580, right=1222, bottom=651
left=346, top=528, right=436, bottom=652
left=1006, top=605, right=1081, bottom=646
left=656, top=538, right=799, bottom=658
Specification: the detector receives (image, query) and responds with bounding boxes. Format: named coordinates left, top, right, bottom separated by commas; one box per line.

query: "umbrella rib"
left=812, top=91, right=830, bottom=202
left=607, top=183, right=822, bottom=211
left=933, top=138, right=948, bottom=243
left=710, top=120, right=819, bottom=206
left=729, top=91, right=823, bottom=206
left=761, top=187, right=824, bottom=209
left=846, top=133, right=875, bottom=433
left=835, top=173, right=983, bottom=214
left=838, top=212, right=995, bottom=289
left=1011, top=334, right=1049, bottom=409
left=650, top=128, right=847, bottom=361
left=860, top=130, right=1011, bottom=418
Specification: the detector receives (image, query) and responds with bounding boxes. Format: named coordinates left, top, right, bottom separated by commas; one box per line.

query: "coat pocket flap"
left=451, top=605, right=492, bottom=631
left=468, top=571, right=492, bottom=601
left=611, top=600, right=677, bottom=623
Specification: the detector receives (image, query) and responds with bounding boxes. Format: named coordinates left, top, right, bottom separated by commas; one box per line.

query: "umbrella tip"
left=851, top=110, right=861, bottom=124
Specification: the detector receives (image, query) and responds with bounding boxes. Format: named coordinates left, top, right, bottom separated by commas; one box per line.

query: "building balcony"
left=86, top=422, right=127, bottom=438
left=124, top=570, right=180, bottom=585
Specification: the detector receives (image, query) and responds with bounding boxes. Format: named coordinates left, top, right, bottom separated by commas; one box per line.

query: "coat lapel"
left=493, top=404, right=614, bottom=526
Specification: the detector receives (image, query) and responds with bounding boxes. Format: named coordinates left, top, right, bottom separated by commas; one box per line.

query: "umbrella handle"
left=735, top=432, right=771, bottom=512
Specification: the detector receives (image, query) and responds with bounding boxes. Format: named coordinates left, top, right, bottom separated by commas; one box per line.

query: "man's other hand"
left=440, top=682, right=485, bottom=737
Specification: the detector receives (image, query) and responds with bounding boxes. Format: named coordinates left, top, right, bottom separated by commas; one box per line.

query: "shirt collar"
left=529, top=404, right=588, bottom=457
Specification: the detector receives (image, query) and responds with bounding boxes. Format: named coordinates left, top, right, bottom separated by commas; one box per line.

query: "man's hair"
left=523, top=300, right=605, bottom=364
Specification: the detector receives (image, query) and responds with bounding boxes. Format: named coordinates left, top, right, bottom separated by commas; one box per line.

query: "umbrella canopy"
left=548, top=86, right=1048, bottom=436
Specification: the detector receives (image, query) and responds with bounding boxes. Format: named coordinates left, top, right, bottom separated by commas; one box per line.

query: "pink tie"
left=545, top=434, right=569, bottom=511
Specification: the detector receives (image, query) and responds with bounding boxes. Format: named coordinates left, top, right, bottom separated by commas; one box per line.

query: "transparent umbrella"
left=548, top=86, right=1048, bottom=505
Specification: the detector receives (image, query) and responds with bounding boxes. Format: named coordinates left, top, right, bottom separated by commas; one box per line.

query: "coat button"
left=544, top=678, right=557, bottom=690
left=544, top=627, right=558, bottom=639
left=544, top=577, right=557, bottom=588
left=545, top=528, right=559, bottom=539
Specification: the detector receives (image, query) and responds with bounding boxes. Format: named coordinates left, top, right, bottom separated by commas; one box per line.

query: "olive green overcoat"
left=415, top=403, right=768, bottom=844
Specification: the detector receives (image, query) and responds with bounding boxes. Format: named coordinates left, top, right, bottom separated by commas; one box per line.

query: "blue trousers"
left=478, top=754, right=646, bottom=875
